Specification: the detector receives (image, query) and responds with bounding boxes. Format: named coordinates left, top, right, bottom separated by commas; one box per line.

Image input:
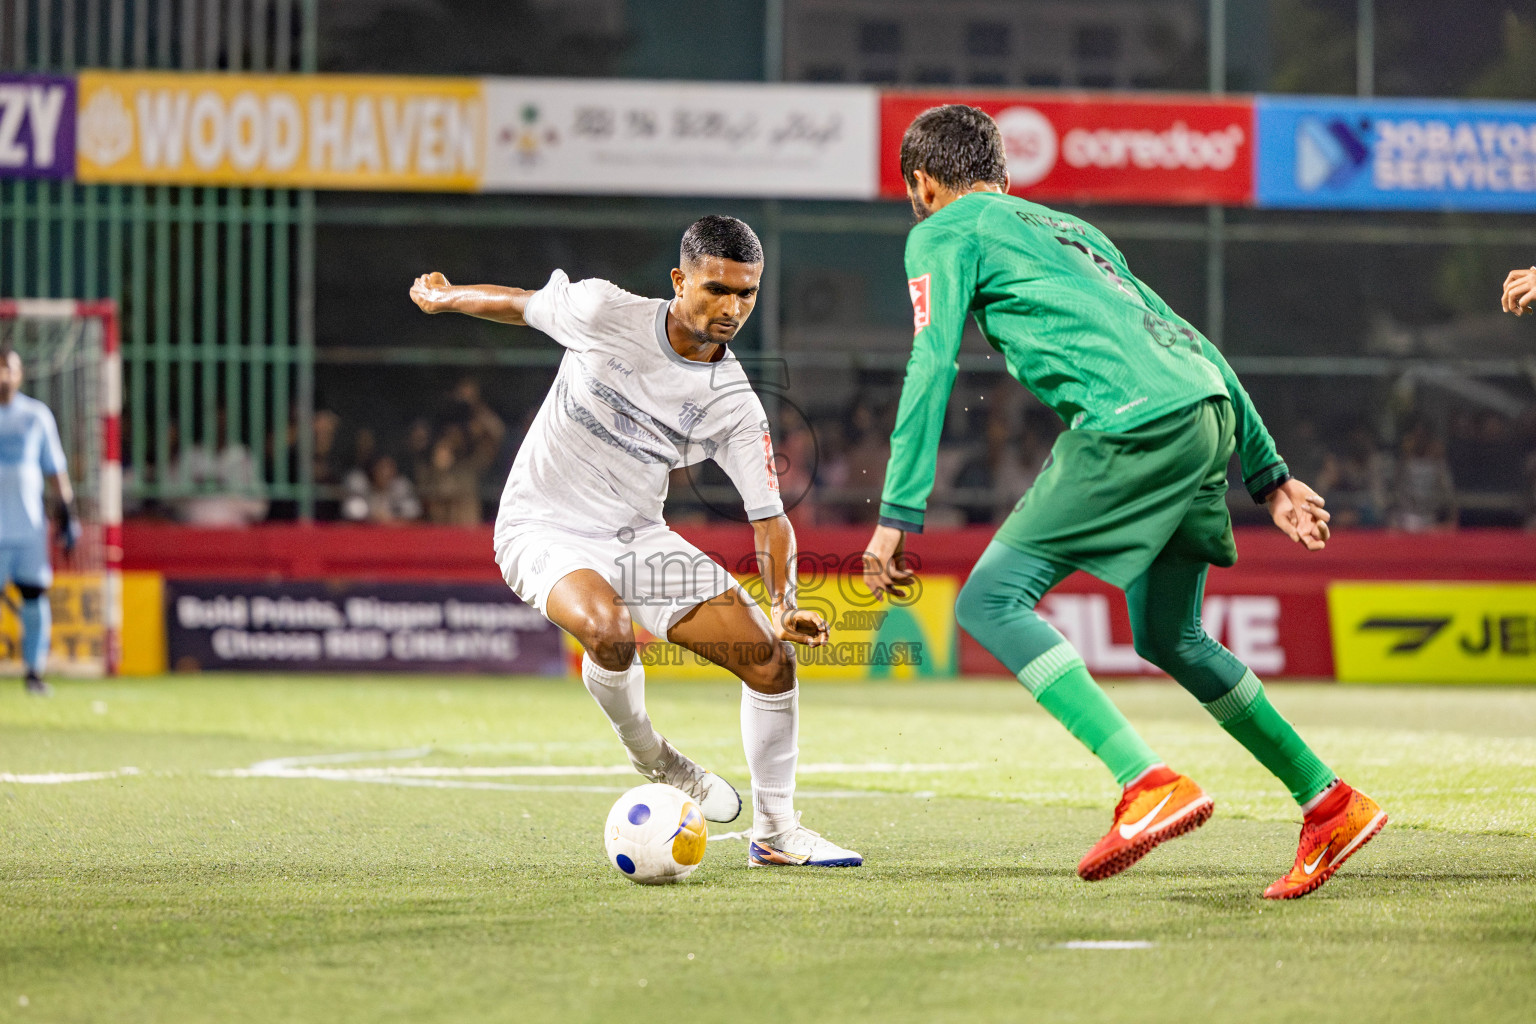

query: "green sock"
left=1019, top=644, right=1161, bottom=787
left=1204, top=670, right=1335, bottom=804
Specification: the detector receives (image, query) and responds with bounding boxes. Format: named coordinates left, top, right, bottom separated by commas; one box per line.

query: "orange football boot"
left=1077, top=766, right=1214, bottom=881
left=1264, top=782, right=1386, bottom=900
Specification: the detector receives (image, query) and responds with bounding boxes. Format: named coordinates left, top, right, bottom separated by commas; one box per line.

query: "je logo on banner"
left=1328, top=583, right=1536, bottom=683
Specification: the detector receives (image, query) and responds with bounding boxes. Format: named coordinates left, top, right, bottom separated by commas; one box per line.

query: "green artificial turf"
left=2, top=676, right=1534, bottom=1023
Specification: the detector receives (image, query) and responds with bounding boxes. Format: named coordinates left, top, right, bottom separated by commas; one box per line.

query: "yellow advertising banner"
left=563, top=574, right=960, bottom=682
left=1328, top=582, right=1536, bottom=683
left=0, top=573, right=106, bottom=676
left=75, top=71, right=482, bottom=190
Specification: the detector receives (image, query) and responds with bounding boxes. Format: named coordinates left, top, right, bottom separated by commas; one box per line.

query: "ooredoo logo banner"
left=880, top=92, right=1255, bottom=206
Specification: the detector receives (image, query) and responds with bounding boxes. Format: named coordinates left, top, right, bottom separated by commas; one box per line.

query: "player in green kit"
left=862, top=105, right=1386, bottom=899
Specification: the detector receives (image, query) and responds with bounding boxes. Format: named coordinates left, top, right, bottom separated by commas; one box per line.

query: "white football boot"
left=630, top=738, right=742, bottom=823
left=748, top=813, right=864, bottom=867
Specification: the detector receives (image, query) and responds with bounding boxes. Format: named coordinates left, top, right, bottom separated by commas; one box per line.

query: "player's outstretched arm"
left=410, top=271, right=535, bottom=325
left=1501, top=267, right=1536, bottom=315
left=751, top=514, right=829, bottom=648
left=1266, top=478, right=1331, bottom=552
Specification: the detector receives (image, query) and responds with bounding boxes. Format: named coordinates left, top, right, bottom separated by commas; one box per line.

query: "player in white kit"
left=0, top=346, right=80, bottom=696
left=410, top=216, right=861, bottom=867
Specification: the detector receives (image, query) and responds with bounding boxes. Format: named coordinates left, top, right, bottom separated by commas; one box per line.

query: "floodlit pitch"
left=2, top=676, right=1534, bottom=1023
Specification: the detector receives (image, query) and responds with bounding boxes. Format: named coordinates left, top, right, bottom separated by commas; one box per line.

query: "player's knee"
left=575, top=605, right=635, bottom=671
left=954, top=579, right=989, bottom=636
left=740, top=639, right=796, bottom=695
left=14, top=583, right=46, bottom=602
left=1132, top=628, right=1205, bottom=673
left=955, top=572, right=1023, bottom=636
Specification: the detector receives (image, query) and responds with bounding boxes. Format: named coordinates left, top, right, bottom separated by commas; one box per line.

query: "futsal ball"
left=604, top=783, right=708, bottom=885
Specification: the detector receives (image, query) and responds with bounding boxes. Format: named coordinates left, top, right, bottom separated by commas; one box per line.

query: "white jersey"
left=493, top=270, right=783, bottom=551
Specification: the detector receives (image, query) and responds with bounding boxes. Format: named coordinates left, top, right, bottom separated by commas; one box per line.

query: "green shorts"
left=993, top=397, right=1238, bottom=589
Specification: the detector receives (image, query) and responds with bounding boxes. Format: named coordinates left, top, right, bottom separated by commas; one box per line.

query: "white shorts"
left=0, top=536, right=52, bottom=590
left=496, top=522, right=743, bottom=640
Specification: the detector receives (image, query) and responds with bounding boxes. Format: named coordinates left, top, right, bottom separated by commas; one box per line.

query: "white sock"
left=581, top=654, right=663, bottom=764
left=741, top=684, right=798, bottom=838
left=1300, top=778, right=1342, bottom=816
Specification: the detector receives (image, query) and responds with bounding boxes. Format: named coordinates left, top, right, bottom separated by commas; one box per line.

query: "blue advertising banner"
left=1256, top=94, right=1536, bottom=210
left=0, top=74, right=75, bottom=179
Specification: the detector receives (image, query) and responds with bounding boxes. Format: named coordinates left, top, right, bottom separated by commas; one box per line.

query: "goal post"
left=0, top=299, right=123, bottom=676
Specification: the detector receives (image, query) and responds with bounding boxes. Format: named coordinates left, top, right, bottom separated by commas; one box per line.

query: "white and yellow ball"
left=603, top=783, right=708, bottom=885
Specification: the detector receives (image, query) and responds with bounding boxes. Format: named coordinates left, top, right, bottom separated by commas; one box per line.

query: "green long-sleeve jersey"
left=878, top=191, right=1290, bottom=533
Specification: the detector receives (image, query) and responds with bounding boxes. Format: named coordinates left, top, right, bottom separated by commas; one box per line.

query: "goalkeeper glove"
left=55, top=500, right=81, bottom=555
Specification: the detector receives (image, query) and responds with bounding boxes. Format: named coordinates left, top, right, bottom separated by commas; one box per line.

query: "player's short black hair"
left=679, top=215, right=763, bottom=267
left=0, top=344, right=17, bottom=366
left=900, top=104, right=1009, bottom=192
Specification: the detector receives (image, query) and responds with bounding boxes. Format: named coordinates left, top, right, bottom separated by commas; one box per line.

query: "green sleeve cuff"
left=1245, top=461, right=1291, bottom=504
left=878, top=501, right=925, bottom=534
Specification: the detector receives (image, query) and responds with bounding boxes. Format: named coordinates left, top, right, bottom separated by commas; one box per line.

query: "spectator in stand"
left=1449, top=411, right=1527, bottom=526
left=951, top=406, right=1041, bottom=525
left=342, top=454, right=422, bottom=524
left=452, top=376, right=509, bottom=470
left=810, top=417, right=851, bottom=525
left=1390, top=421, right=1457, bottom=532
left=417, top=420, right=497, bottom=525
left=1284, top=418, right=1328, bottom=487
left=842, top=399, right=893, bottom=524
left=166, top=412, right=269, bottom=527
left=312, top=409, right=344, bottom=520
left=774, top=419, right=817, bottom=525
left=1317, top=425, right=1389, bottom=529
left=405, top=417, right=433, bottom=482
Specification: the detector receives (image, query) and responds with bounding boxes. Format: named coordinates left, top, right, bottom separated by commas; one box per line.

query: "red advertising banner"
left=880, top=92, right=1256, bottom=206
left=958, top=575, right=1333, bottom=679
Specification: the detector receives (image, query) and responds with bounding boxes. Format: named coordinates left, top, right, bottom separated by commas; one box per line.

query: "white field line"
left=0, top=767, right=140, bottom=785
left=223, top=757, right=960, bottom=800
left=224, top=760, right=979, bottom=780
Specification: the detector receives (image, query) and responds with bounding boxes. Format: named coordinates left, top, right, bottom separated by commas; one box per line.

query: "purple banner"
left=165, top=579, right=564, bottom=675
left=0, top=74, right=75, bottom=179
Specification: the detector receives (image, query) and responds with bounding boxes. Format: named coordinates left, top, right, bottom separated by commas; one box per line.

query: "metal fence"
left=0, top=0, right=319, bottom=515
left=4, top=1, right=1534, bottom=528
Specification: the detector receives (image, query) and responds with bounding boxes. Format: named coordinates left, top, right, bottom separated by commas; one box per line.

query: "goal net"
left=0, top=300, right=122, bottom=676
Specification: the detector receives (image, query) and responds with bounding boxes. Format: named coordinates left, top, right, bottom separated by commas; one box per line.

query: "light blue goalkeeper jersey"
left=0, top=394, right=66, bottom=543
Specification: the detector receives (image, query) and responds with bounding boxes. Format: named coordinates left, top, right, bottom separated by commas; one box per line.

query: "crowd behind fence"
left=120, top=363, right=1536, bottom=534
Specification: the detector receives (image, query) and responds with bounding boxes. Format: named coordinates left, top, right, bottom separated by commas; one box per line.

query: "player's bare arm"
left=1266, top=477, right=1331, bottom=551
left=1501, top=267, right=1536, bottom=315
left=861, top=523, right=915, bottom=600
left=752, top=514, right=829, bottom=647
left=410, top=271, right=535, bottom=325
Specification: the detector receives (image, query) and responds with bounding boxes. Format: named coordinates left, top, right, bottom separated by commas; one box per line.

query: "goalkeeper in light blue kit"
left=0, top=345, right=80, bottom=696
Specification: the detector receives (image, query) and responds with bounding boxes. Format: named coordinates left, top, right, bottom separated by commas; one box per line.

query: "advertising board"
left=1255, top=94, right=1536, bottom=210
left=481, top=78, right=878, bottom=198
left=1328, top=582, right=1536, bottom=683
left=0, top=74, right=75, bottom=179
left=74, top=72, right=483, bottom=191
left=165, top=579, right=563, bottom=674
left=880, top=92, right=1255, bottom=206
